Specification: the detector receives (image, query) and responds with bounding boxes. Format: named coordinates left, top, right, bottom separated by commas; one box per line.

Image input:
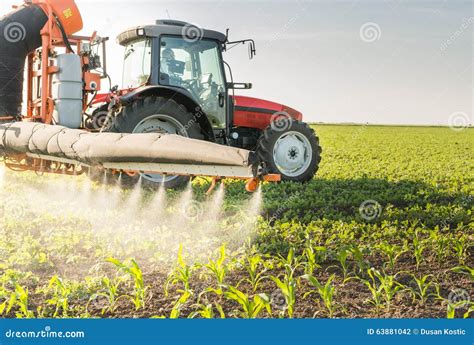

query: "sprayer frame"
left=23, top=0, right=103, bottom=125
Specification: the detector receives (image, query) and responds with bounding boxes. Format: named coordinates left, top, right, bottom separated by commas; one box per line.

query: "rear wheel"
left=257, top=121, right=321, bottom=182
left=110, top=96, right=204, bottom=190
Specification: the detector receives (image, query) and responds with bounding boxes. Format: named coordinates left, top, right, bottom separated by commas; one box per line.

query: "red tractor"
left=88, top=20, right=322, bottom=189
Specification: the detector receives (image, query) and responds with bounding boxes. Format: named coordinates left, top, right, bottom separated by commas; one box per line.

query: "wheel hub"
left=289, top=147, right=300, bottom=160
left=273, top=132, right=313, bottom=177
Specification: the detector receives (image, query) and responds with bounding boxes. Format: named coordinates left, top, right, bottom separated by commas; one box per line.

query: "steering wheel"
left=180, top=78, right=201, bottom=97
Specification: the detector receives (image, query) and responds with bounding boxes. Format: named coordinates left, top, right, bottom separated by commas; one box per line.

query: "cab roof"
left=117, top=20, right=227, bottom=46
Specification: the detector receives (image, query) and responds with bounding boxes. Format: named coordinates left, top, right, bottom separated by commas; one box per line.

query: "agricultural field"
left=0, top=125, right=472, bottom=319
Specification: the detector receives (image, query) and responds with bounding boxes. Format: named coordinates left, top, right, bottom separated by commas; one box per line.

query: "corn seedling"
left=447, top=301, right=473, bottom=319
left=452, top=236, right=469, bottom=265
left=374, top=269, right=403, bottom=308
left=463, top=305, right=473, bottom=319
left=360, top=268, right=403, bottom=310
left=240, top=254, right=268, bottom=292
left=170, top=291, right=192, bottom=319
left=189, top=302, right=226, bottom=319
left=303, top=241, right=326, bottom=275
left=0, top=284, right=35, bottom=318
left=165, top=245, right=194, bottom=296
left=302, top=274, right=337, bottom=318
left=269, top=248, right=302, bottom=318
left=429, top=230, right=451, bottom=264
left=409, top=274, right=435, bottom=305
left=106, top=258, right=147, bottom=310
left=451, top=266, right=474, bottom=283
left=349, top=244, right=369, bottom=275
left=47, top=276, right=71, bottom=318
left=88, top=277, right=122, bottom=314
left=376, top=242, right=406, bottom=271
left=205, top=244, right=228, bottom=287
left=224, top=286, right=271, bottom=318
left=412, top=230, right=425, bottom=270
left=328, top=246, right=352, bottom=281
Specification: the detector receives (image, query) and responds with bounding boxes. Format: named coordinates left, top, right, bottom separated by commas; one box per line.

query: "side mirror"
left=227, top=83, right=253, bottom=90
left=248, top=41, right=256, bottom=60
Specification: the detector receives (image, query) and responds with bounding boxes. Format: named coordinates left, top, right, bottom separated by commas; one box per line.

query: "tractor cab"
left=118, top=20, right=246, bottom=137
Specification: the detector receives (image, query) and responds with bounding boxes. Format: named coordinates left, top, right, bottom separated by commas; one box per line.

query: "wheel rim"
left=133, top=114, right=188, bottom=184
left=273, top=131, right=313, bottom=177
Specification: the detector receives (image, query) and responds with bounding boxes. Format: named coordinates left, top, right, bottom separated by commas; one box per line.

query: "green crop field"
left=0, top=125, right=472, bottom=319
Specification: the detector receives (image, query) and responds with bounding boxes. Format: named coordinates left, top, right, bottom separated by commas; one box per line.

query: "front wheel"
left=257, top=121, right=322, bottom=182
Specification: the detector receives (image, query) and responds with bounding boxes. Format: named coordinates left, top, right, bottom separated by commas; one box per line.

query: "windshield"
left=122, top=38, right=152, bottom=89
left=160, top=36, right=226, bottom=129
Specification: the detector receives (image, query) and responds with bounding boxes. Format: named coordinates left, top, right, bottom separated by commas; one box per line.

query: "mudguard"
left=119, top=85, right=216, bottom=142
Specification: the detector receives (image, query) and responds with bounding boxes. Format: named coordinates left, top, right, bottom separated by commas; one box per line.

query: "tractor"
left=88, top=20, right=322, bottom=189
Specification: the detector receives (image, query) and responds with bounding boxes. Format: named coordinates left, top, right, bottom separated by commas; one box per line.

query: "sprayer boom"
left=0, top=122, right=278, bottom=192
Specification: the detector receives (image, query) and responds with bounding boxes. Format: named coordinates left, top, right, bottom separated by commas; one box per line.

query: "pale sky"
left=1, top=0, right=472, bottom=125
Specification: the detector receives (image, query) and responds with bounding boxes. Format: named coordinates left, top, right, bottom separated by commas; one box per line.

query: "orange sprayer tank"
left=33, top=0, right=83, bottom=35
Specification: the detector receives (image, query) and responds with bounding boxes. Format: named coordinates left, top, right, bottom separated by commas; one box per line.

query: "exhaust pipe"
left=0, top=5, right=48, bottom=119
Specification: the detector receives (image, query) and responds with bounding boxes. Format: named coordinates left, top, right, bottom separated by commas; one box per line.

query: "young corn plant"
left=88, top=277, right=122, bottom=314
left=0, top=284, right=35, bottom=318
left=169, top=291, right=192, bottom=319
left=165, top=245, right=194, bottom=296
left=205, top=244, right=228, bottom=288
left=302, top=241, right=326, bottom=275
left=452, top=236, right=470, bottom=265
left=447, top=301, right=473, bottom=319
left=302, top=274, right=337, bottom=318
left=224, top=286, right=271, bottom=319
left=46, top=276, right=71, bottom=318
left=360, top=268, right=403, bottom=311
left=240, top=254, right=269, bottom=292
left=350, top=244, right=369, bottom=275
left=336, top=247, right=351, bottom=281
left=451, top=266, right=474, bottom=283
left=376, top=242, right=406, bottom=271
left=0, top=290, right=13, bottom=316
left=429, top=230, right=450, bottom=264
left=463, top=305, right=473, bottom=319
left=189, top=302, right=225, bottom=319
left=412, top=230, right=425, bottom=270
left=107, top=258, right=147, bottom=310
left=14, top=284, right=35, bottom=318
left=409, top=274, right=435, bottom=305
left=270, top=248, right=300, bottom=318
left=372, top=269, right=403, bottom=309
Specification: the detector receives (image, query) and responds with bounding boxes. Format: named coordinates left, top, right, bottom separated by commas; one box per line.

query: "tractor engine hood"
left=233, top=96, right=303, bottom=130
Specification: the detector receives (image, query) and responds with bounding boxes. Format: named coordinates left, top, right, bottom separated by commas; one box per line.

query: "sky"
left=1, top=0, right=472, bottom=125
